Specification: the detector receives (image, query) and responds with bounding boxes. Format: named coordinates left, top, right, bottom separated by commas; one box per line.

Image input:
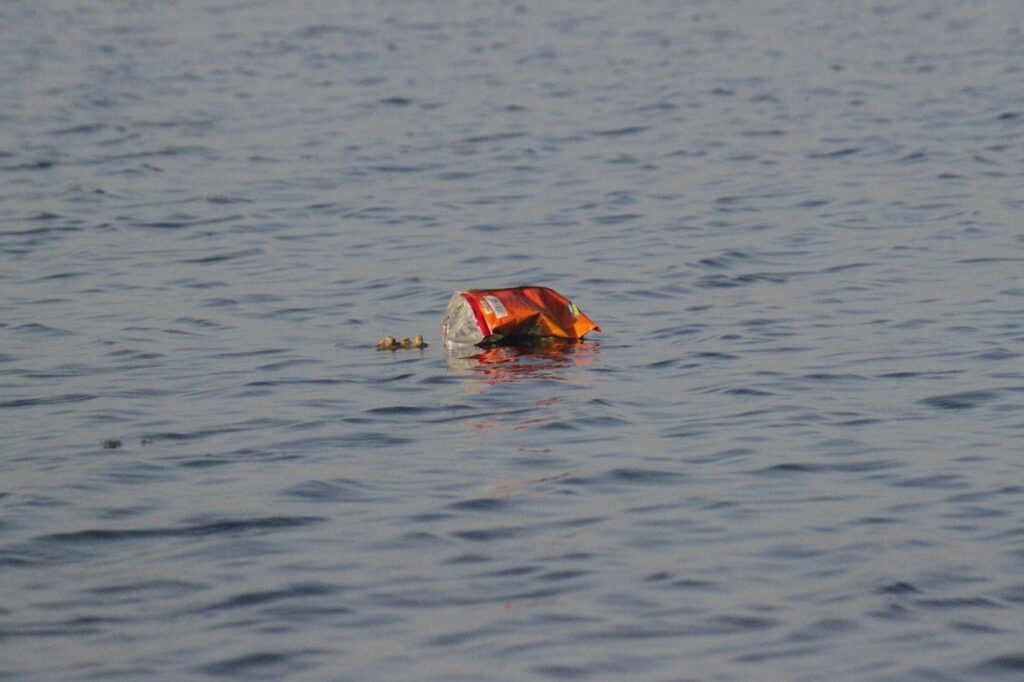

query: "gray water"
left=2, top=1, right=1023, bottom=680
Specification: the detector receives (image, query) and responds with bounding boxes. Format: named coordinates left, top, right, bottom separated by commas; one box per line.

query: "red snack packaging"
left=442, top=286, right=600, bottom=347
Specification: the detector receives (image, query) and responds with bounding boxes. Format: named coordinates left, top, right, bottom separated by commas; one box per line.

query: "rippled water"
left=3, top=1, right=1024, bottom=680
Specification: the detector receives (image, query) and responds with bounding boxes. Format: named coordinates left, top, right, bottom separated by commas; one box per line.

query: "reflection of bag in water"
left=442, top=286, right=600, bottom=347
left=446, top=339, right=597, bottom=387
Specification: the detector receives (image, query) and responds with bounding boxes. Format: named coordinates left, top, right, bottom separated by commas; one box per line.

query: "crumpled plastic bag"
left=442, top=286, right=600, bottom=347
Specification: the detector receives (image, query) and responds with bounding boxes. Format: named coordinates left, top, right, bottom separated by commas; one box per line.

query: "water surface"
left=2, top=1, right=1023, bottom=680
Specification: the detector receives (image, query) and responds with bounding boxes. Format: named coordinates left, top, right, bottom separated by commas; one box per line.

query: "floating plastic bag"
left=442, top=286, right=600, bottom=347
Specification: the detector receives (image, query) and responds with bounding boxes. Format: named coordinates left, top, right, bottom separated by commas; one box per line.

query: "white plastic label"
left=483, top=295, right=508, bottom=318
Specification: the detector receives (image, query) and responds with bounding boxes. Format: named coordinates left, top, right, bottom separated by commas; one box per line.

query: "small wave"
left=86, top=579, right=203, bottom=596
left=11, top=323, right=75, bottom=337
left=46, top=123, right=107, bottom=136
left=181, top=247, right=262, bottom=264
left=564, top=468, right=686, bottom=487
left=283, top=479, right=386, bottom=503
left=36, top=516, right=324, bottom=544
left=974, top=654, right=1024, bottom=676
left=452, top=526, right=524, bottom=542
left=694, top=273, right=786, bottom=288
left=591, top=213, right=643, bottom=225
left=201, top=582, right=339, bottom=612
left=447, top=497, right=514, bottom=512
left=0, top=159, right=56, bottom=171
left=756, top=460, right=895, bottom=475
left=459, top=131, right=527, bottom=144
left=915, top=596, right=1002, bottom=610
left=591, top=125, right=650, bottom=137
left=919, top=390, right=1001, bottom=410
left=0, top=393, right=94, bottom=409
left=195, top=650, right=323, bottom=678
left=808, top=147, right=861, bottom=159
left=272, top=433, right=413, bottom=449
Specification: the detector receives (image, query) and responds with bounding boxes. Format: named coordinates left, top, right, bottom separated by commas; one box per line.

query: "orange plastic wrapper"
left=442, top=286, right=600, bottom=347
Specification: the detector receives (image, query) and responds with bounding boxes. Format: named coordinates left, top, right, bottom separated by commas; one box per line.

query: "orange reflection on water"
left=445, top=339, right=599, bottom=386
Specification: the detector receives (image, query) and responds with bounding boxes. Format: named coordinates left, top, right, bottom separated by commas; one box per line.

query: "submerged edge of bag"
left=442, top=286, right=600, bottom=347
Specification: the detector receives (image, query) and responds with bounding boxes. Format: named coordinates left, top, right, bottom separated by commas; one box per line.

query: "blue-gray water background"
left=2, top=1, right=1023, bottom=680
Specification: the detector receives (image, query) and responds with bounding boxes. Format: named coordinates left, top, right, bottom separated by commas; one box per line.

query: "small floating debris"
left=376, top=334, right=428, bottom=351
left=101, top=438, right=122, bottom=449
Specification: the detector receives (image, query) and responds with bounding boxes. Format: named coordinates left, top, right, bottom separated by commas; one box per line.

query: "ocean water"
left=2, top=1, right=1023, bottom=680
